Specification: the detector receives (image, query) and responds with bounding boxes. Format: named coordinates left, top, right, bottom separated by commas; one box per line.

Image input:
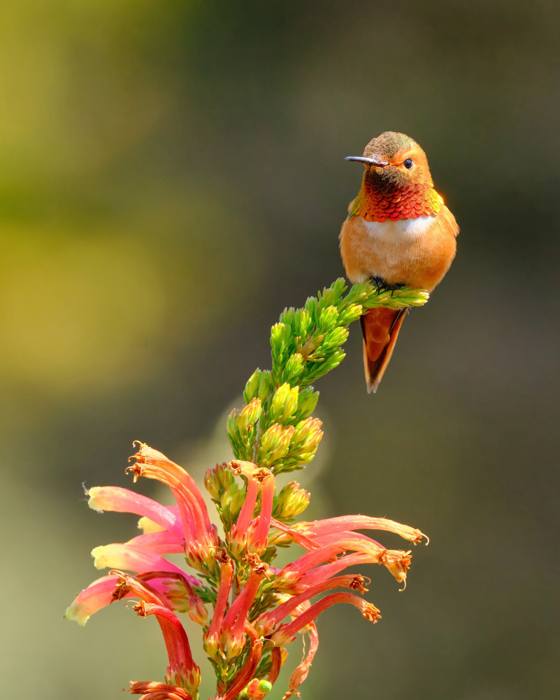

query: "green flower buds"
left=270, top=383, right=299, bottom=424
left=229, top=278, right=428, bottom=471
left=227, top=398, right=262, bottom=459
left=321, top=326, right=349, bottom=350
left=271, top=322, right=291, bottom=370
left=318, top=304, right=339, bottom=331
left=204, top=463, right=235, bottom=502
left=295, top=387, right=319, bottom=420
left=204, top=463, right=244, bottom=527
left=238, top=398, right=263, bottom=431
left=244, top=369, right=273, bottom=403
left=283, top=417, right=324, bottom=471
left=258, top=424, right=295, bottom=469
left=273, top=480, right=311, bottom=520
left=338, top=302, right=363, bottom=325
left=281, top=352, right=305, bottom=384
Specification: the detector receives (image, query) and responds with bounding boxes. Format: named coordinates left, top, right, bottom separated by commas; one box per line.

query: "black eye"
left=404, top=158, right=413, bottom=169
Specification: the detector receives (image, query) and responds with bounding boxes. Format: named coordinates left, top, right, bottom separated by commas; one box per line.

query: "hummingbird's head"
left=346, top=131, right=434, bottom=192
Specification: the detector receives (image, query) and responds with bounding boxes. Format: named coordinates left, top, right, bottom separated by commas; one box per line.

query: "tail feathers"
left=360, top=308, right=409, bottom=393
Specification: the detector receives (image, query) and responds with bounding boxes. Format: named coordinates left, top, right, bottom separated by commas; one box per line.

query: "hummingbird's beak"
left=344, top=155, right=389, bottom=167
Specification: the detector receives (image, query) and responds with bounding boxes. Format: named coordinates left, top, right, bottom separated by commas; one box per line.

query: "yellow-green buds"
left=295, top=387, right=319, bottom=420
left=204, top=462, right=235, bottom=502
left=256, top=416, right=324, bottom=473
left=318, top=304, right=339, bottom=331
left=273, top=481, right=311, bottom=521
left=270, top=322, right=291, bottom=370
left=322, top=326, right=349, bottom=350
left=282, top=352, right=305, bottom=384
left=205, top=463, right=245, bottom=528
left=244, top=369, right=273, bottom=403
left=281, top=417, right=324, bottom=472
left=227, top=398, right=262, bottom=460
left=338, top=302, right=363, bottom=325
left=270, top=383, right=299, bottom=424
left=238, top=398, right=263, bottom=431
left=258, top=424, right=295, bottom=468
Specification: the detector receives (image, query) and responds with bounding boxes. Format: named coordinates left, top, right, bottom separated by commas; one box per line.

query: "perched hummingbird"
left=339, top=131, right=459, bottom=393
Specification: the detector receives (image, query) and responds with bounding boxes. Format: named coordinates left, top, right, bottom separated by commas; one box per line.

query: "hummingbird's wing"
left=438, top=204, right=460, bottom=239
left=360, top=308, right=409, bottom=394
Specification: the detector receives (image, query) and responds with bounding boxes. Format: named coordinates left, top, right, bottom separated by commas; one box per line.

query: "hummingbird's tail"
left=360, top=307, right=409, bottom=393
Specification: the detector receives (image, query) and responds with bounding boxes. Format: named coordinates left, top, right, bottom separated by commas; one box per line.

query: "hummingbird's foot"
left=369, top=276, right=405, bottom=295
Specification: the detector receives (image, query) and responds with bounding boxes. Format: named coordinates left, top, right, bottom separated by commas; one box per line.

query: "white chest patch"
left=362, top=216, right=433, bottom=242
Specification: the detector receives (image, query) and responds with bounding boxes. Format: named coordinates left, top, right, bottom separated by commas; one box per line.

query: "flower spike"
left=67, top=278, right=431, bottom=699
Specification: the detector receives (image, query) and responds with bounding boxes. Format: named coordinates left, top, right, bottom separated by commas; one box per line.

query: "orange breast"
left=339, top=206, right=459, bottom=291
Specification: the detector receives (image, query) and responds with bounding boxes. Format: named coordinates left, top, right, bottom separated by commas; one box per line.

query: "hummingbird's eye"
left=403, top=158, right=413, bottom=169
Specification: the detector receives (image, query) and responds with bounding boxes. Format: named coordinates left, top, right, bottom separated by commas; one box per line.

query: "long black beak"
left=345, top=155, right=389, bottom=167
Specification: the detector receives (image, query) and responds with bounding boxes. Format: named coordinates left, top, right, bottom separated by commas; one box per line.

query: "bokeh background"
left=2, top=1, right=559, bottom=698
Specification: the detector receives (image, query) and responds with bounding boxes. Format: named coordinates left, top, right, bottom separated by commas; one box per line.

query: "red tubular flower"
left=91, top=542, right=192, bottom=578
left=69, top=571, right=200, bottom=698
left=275, top=541, right=366, bottom=591
left=69, top=538, right=206, bottom=625
left=87, top=485, right=178, bottom=532
left=293, top=514, right=428, bottom=545
left=67, top=567, right=203, bottom=626
left=228, top=461, right=275, bottom=555
left=134, top=601, right=200, bottom=695
left=221, top=568, right=265, bottom=660
left=271, top=592, right=381, bottom=646
left=294, top=551, right=375, bottom=590
left=124, top=531, right=186, bottom=554
left=251, top=472, right=274, bottom=551
left=204, top=559, right=234, bottom=659
left=256, top=574, right=370, bottom=635
left=66, top=574, right=126, bottom=626
left=127, top=442, right=218, bottom=568
left=68, top=438, right=427, bottom=699
left=278, top=532, right=413, bottom=588
left=229, top=477, right=259, bottom=549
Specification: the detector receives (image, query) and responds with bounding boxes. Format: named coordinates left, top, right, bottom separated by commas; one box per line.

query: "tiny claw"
left=371, top=276, right=385, bottom=292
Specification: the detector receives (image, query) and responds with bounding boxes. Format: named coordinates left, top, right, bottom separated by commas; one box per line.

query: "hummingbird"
left=339, top=131, right=459, bottom=393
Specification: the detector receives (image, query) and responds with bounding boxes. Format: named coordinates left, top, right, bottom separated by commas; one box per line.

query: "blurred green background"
left=2, top=1, right=558, bottom=698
